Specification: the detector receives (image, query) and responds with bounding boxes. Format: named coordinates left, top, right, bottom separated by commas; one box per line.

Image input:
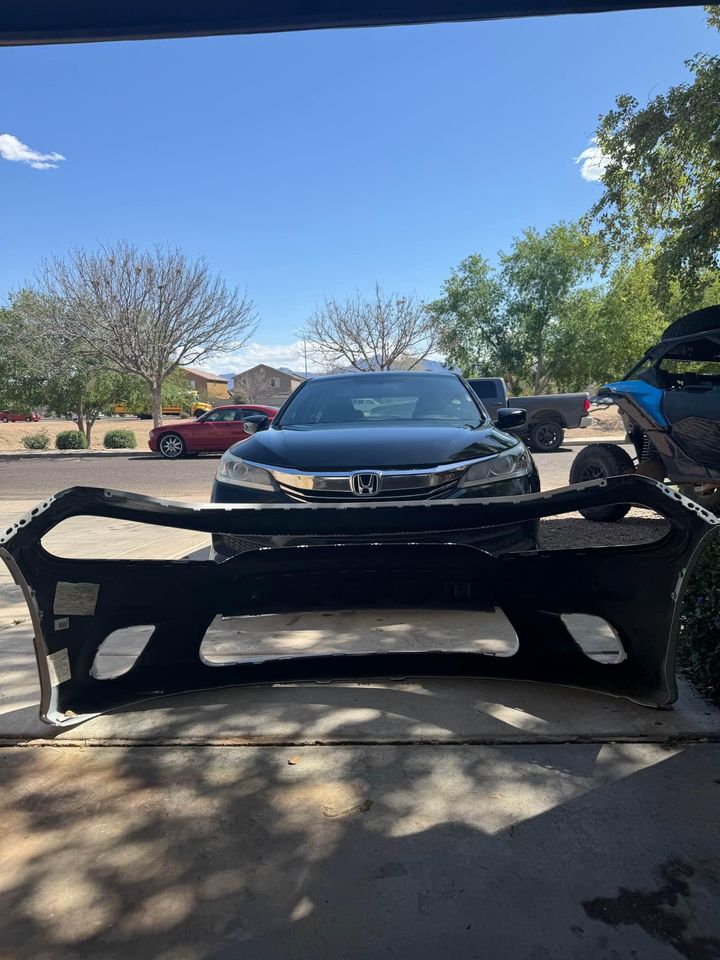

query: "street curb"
left=0, top=449, right=153, bottom=459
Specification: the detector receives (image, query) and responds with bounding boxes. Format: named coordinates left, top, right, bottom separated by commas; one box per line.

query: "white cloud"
left=207, top=340, right=314, bottom=376
left=0, top=133, right=65, bottom=170
left=206, top=341, right=450, bottom=377
left=575, top=138, right=609, bottom=183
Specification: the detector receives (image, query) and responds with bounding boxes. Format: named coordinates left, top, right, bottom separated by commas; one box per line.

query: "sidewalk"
left=1, top=500, right=719, bottom=959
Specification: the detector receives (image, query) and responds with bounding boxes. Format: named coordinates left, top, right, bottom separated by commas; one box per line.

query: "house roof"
left=181, top=365, right=227, bottom=383
left=235, top=363, right=304, bottom=381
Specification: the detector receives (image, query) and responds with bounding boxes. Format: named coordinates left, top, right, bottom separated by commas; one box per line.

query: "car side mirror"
left=495, top=407, right=526, bottom=430
left=243, top=414, right=270, bottom=434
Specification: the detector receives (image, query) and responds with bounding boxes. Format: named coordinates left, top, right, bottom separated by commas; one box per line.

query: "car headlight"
left=458, top=446, right=531, bottom=488
left=216, top=451, right=275, bottom=490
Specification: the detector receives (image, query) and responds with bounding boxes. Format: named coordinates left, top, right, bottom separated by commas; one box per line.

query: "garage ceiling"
left=0, top=0, right=713, bottom=46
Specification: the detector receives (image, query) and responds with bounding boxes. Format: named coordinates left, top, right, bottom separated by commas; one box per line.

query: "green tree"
left=500, top=223, right=598, bottom=393
left=428, top=255, right=527, bottom=390
left=428, top=223, right=597, bottom=394
left=33, top=241, right=255, bottom=427
left=2, top=291, right=141, bottom=443
left=116, top=367, right=194, bottom=416
left=0, top=305, right=46, bottom=410
left=588, top=8, right=720, bottom=289
left=553, top=258, right=668, bottom=391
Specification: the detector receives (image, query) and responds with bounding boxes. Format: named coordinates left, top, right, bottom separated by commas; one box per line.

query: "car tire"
left=662, top=305, right=720, bottom=341
left=569, top=442, right=635, bottom=521
left=679, top=484, right=720, bottom=515
left=528, top=420, right=564, bottom=452
left=158, top=432, right=186, bottom=459
left=1, top=417, right=8, bottom=423
left=25, top=416, right=32, bottom=422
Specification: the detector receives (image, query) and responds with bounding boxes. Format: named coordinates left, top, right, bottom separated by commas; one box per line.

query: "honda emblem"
left=350, top=472, right=380, bottom=497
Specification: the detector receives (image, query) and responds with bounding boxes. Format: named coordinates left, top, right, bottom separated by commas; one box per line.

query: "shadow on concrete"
left=0, top=737, right=719, bottom=959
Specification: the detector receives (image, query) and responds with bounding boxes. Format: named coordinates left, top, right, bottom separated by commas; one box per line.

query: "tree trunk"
left=152, top=381, right=163, bottom=428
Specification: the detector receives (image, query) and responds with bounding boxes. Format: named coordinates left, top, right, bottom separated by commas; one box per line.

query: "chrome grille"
left=270, top=465, right=467, bottom=502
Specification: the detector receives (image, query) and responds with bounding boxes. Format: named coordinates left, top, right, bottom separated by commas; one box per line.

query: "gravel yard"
left=0, top=417, right=154, bottom=452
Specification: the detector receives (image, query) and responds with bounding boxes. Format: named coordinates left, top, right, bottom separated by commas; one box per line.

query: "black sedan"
left=211, top=371, right=540, bottom=556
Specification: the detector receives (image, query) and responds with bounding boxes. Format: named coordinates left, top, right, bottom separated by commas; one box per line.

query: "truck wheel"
left=679, top=484, right=720, bottom=515
left=569, top=443, right=634, bottom=521
left=158, top=432, right=185, bottom=459
left=528, top=420, right=564, bottom=452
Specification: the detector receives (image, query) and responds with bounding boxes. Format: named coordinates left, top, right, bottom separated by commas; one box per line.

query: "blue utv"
left=569, top=305, right=720, bottom=521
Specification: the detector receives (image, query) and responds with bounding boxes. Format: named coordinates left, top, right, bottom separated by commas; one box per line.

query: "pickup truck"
left=466, top=377, right=592, bottom=451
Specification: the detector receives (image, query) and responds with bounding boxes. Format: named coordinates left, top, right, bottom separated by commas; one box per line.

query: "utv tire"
left=662, top=305, right=720, bottom=341
left=679, top=484, right=720, bottom=515
left=528, top=420, right=564, bottom=452
left=569, top=442, right=635, bottom=521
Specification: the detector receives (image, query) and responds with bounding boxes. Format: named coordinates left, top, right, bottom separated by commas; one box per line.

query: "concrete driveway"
left=1, top=493, right=719, bottom=959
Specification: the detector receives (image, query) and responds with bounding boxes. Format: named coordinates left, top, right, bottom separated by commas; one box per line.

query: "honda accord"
left=210, top=371, right=540, bottom=557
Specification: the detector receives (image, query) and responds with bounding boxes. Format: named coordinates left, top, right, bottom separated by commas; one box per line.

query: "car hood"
left=231, top=422, right=519, bottom=471
left=154, top=418, right=197, bottom=431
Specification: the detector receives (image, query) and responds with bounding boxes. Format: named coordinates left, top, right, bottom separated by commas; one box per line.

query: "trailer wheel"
left=679, top=484, right=720, bottom=514
left=569, top=443, right=635, bottom=521
left=528, top=420, right=564, bottom=452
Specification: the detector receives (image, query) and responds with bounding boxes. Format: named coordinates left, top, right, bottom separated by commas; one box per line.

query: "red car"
left=0, top=411, right=42, bottom=423
left=149, top=404, right=278, bottom=459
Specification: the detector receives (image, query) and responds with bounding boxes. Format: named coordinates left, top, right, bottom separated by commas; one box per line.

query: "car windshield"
left=275, top=374, right=485, bottom=428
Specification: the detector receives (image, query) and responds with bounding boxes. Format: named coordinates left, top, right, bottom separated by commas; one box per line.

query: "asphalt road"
left=0, top=447, right=583, bottom=501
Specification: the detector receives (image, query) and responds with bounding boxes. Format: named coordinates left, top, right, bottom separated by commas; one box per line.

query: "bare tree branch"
left=303, top=285, right=438, bottom=372
left=31, top=241, right=257, bottom=426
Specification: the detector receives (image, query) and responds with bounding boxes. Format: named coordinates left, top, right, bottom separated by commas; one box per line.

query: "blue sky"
left=1, top=5, right=717, bottom=371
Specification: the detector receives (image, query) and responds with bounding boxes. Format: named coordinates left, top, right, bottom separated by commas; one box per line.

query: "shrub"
left=55, top=430, right=89, bottom=450
left=679, top=533, right=720, bottom=701
left=103, top=429, right=137, bottom=449
left=21, top=431, right=50, bottom=450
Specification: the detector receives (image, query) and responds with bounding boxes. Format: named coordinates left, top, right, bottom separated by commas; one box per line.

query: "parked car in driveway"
left=211, top=371, right=540, bottom=558
left=0, top=411, right=42, bottom=423
left=149, top=404, right=278, bottom=458
left=466, top=377, right=591, bottom=452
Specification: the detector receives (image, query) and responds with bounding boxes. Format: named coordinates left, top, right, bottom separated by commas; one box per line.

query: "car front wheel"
left=158, top=432, right=186, bottom=459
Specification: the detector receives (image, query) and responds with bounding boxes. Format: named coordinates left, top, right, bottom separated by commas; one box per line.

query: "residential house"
left=233, top=364, right=304, bottom=407
left=180, top=366, right=231, bottom=405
